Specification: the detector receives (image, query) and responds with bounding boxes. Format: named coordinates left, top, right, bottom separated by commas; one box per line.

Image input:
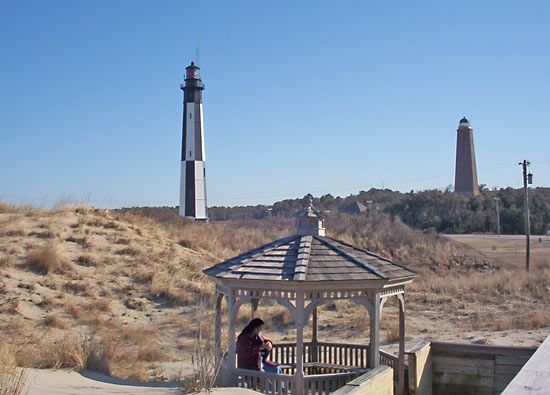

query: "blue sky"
left=1, top=1, right=549, bottom=208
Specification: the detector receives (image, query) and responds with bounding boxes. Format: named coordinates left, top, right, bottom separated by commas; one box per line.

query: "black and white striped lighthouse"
left=179, top=61, right=208, bottom=220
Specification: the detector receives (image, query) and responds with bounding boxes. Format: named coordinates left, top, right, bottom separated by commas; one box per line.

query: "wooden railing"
left=379, top=349, right=398, bottom=370
left=379, top=349, right=399, bottom=383
left=235, top=368, right=295, bottom=395
left=272, top=342, right=369, bottom=368
left=304, top=371, right=360, bottom=395
left=235, top=367, right=363, bottom=395
left=240, top=342, right=399, bottom=394
left=316, top=342, right=369, bottom=368
left=272, top=342, right=304, bottom=366
left=303, top=362, right=365, bottom=376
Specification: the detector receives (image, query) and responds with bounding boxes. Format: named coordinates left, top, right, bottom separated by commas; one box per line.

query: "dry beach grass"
left=0, top=343, right=27, bottom=395
left=0, top=202, right=548, bottom=383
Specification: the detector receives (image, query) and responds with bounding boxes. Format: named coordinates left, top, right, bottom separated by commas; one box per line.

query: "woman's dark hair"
left=238, top=318, right=265, bottom=338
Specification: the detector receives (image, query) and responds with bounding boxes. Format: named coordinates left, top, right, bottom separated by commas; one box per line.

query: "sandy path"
left=25, top=369, right=180, bottom=395
left=24, top=369, right=259, bottom=395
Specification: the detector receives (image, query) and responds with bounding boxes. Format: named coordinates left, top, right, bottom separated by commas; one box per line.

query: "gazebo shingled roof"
left=204, top=235, right=415, bottom=282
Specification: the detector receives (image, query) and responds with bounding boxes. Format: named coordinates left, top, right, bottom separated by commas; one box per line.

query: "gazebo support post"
left=368, top=293, right=381, bottom=369
left=227, top=294, right=237, bottom=386
left=214, top=292, right=225, bottom=386
left=250, top=298, right=259, bottom=320
left=311, top=306, right=319, bottom=362
left=295, top=292, right=305, bottom=395
left=215, top=292, right=223, bottom=364
left=397, top=294, right=406, bottom=395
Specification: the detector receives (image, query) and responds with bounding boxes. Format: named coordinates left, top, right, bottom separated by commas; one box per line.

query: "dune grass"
left=0, top=203, right=548, bottom=383
left=26, top=243, right=71, bottom=275
left=0, top=343, right=27, bottom=395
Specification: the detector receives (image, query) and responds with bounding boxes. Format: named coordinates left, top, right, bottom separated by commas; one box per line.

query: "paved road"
left=443, top=234, right=550, bottom=241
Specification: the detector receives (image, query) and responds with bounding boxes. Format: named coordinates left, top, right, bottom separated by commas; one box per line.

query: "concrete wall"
left=407, top=341, right=432, bottom=395
left=332, top=365, right=394, bottom=395
left=406, top=341, right=536, bottom=395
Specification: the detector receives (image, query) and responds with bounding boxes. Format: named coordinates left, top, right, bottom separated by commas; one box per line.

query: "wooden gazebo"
left=203, top=202, right=416, bottom=394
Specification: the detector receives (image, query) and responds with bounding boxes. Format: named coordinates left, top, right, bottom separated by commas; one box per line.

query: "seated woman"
left=236, top=318, right=282, bottom=374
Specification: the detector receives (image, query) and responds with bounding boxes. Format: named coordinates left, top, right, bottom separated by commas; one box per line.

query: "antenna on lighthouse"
left=195, top=35, right=201, bottom=65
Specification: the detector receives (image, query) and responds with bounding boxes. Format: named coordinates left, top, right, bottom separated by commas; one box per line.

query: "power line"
left=213, top=161, right=521, bottom=201
left=1, top=160, right=544, bottom=207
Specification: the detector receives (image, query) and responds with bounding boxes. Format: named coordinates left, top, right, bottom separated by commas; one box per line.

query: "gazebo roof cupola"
left=296, top=196, right=325, bottom=236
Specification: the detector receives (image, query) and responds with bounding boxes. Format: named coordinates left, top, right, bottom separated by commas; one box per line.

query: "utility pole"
left=493, top=197, right=501, bottom=236
left=519, top=160, right=533, bottom=272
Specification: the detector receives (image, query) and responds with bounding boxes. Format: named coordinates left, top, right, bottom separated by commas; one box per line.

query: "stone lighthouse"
left=454, top=117, right=479, bottom=196
left=179, top=62, right=208, bottom=220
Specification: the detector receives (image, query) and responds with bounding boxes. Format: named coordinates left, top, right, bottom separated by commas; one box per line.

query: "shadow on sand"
left=78, top=370, right=182, bottom=388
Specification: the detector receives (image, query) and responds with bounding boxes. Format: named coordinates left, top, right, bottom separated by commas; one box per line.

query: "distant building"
left=179, top=62, right=208, bottom=220
left=342, top=201, right=368, bottom=215
left=454, top=117, right=479, bottom=196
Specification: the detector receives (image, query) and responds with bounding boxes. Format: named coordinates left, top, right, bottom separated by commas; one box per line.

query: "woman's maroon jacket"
left=236, top=333, right=278, bottom=371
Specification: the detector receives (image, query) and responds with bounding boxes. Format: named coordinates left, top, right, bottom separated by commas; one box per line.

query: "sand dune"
left=1, top=204, right=548, bottom=393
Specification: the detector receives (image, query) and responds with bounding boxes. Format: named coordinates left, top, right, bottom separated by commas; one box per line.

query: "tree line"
left=208, top=187, right=550, bottom=235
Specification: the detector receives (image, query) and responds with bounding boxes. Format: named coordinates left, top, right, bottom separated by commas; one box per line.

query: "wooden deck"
left=502, top=335, right=550, bottom=394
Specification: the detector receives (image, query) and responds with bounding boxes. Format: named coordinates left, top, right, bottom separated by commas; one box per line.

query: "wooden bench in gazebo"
left=203, top=200, right=416, bottom=394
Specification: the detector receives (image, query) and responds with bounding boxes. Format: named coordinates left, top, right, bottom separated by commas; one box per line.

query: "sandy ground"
left=24, top=369, right=180, bottom=394
left=0, top=207, right=217, bottom=381
left=24, top=369, right=259, bottom=395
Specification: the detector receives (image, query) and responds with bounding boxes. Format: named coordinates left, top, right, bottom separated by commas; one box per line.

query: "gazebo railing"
left=379, top=349, right=399, bottom=380
left=304, top=371, right=360, bottom=395
left=234, top=343, right=399, bottom=394
left=272, top=342, right=301, bottom=366
left=272, top=342, right=369, bottom=368
left=234, top=368, right=363, bottom=395
left=316, top=342, right=369, bottom=368
left=235, top=368, right=295, bottom=395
